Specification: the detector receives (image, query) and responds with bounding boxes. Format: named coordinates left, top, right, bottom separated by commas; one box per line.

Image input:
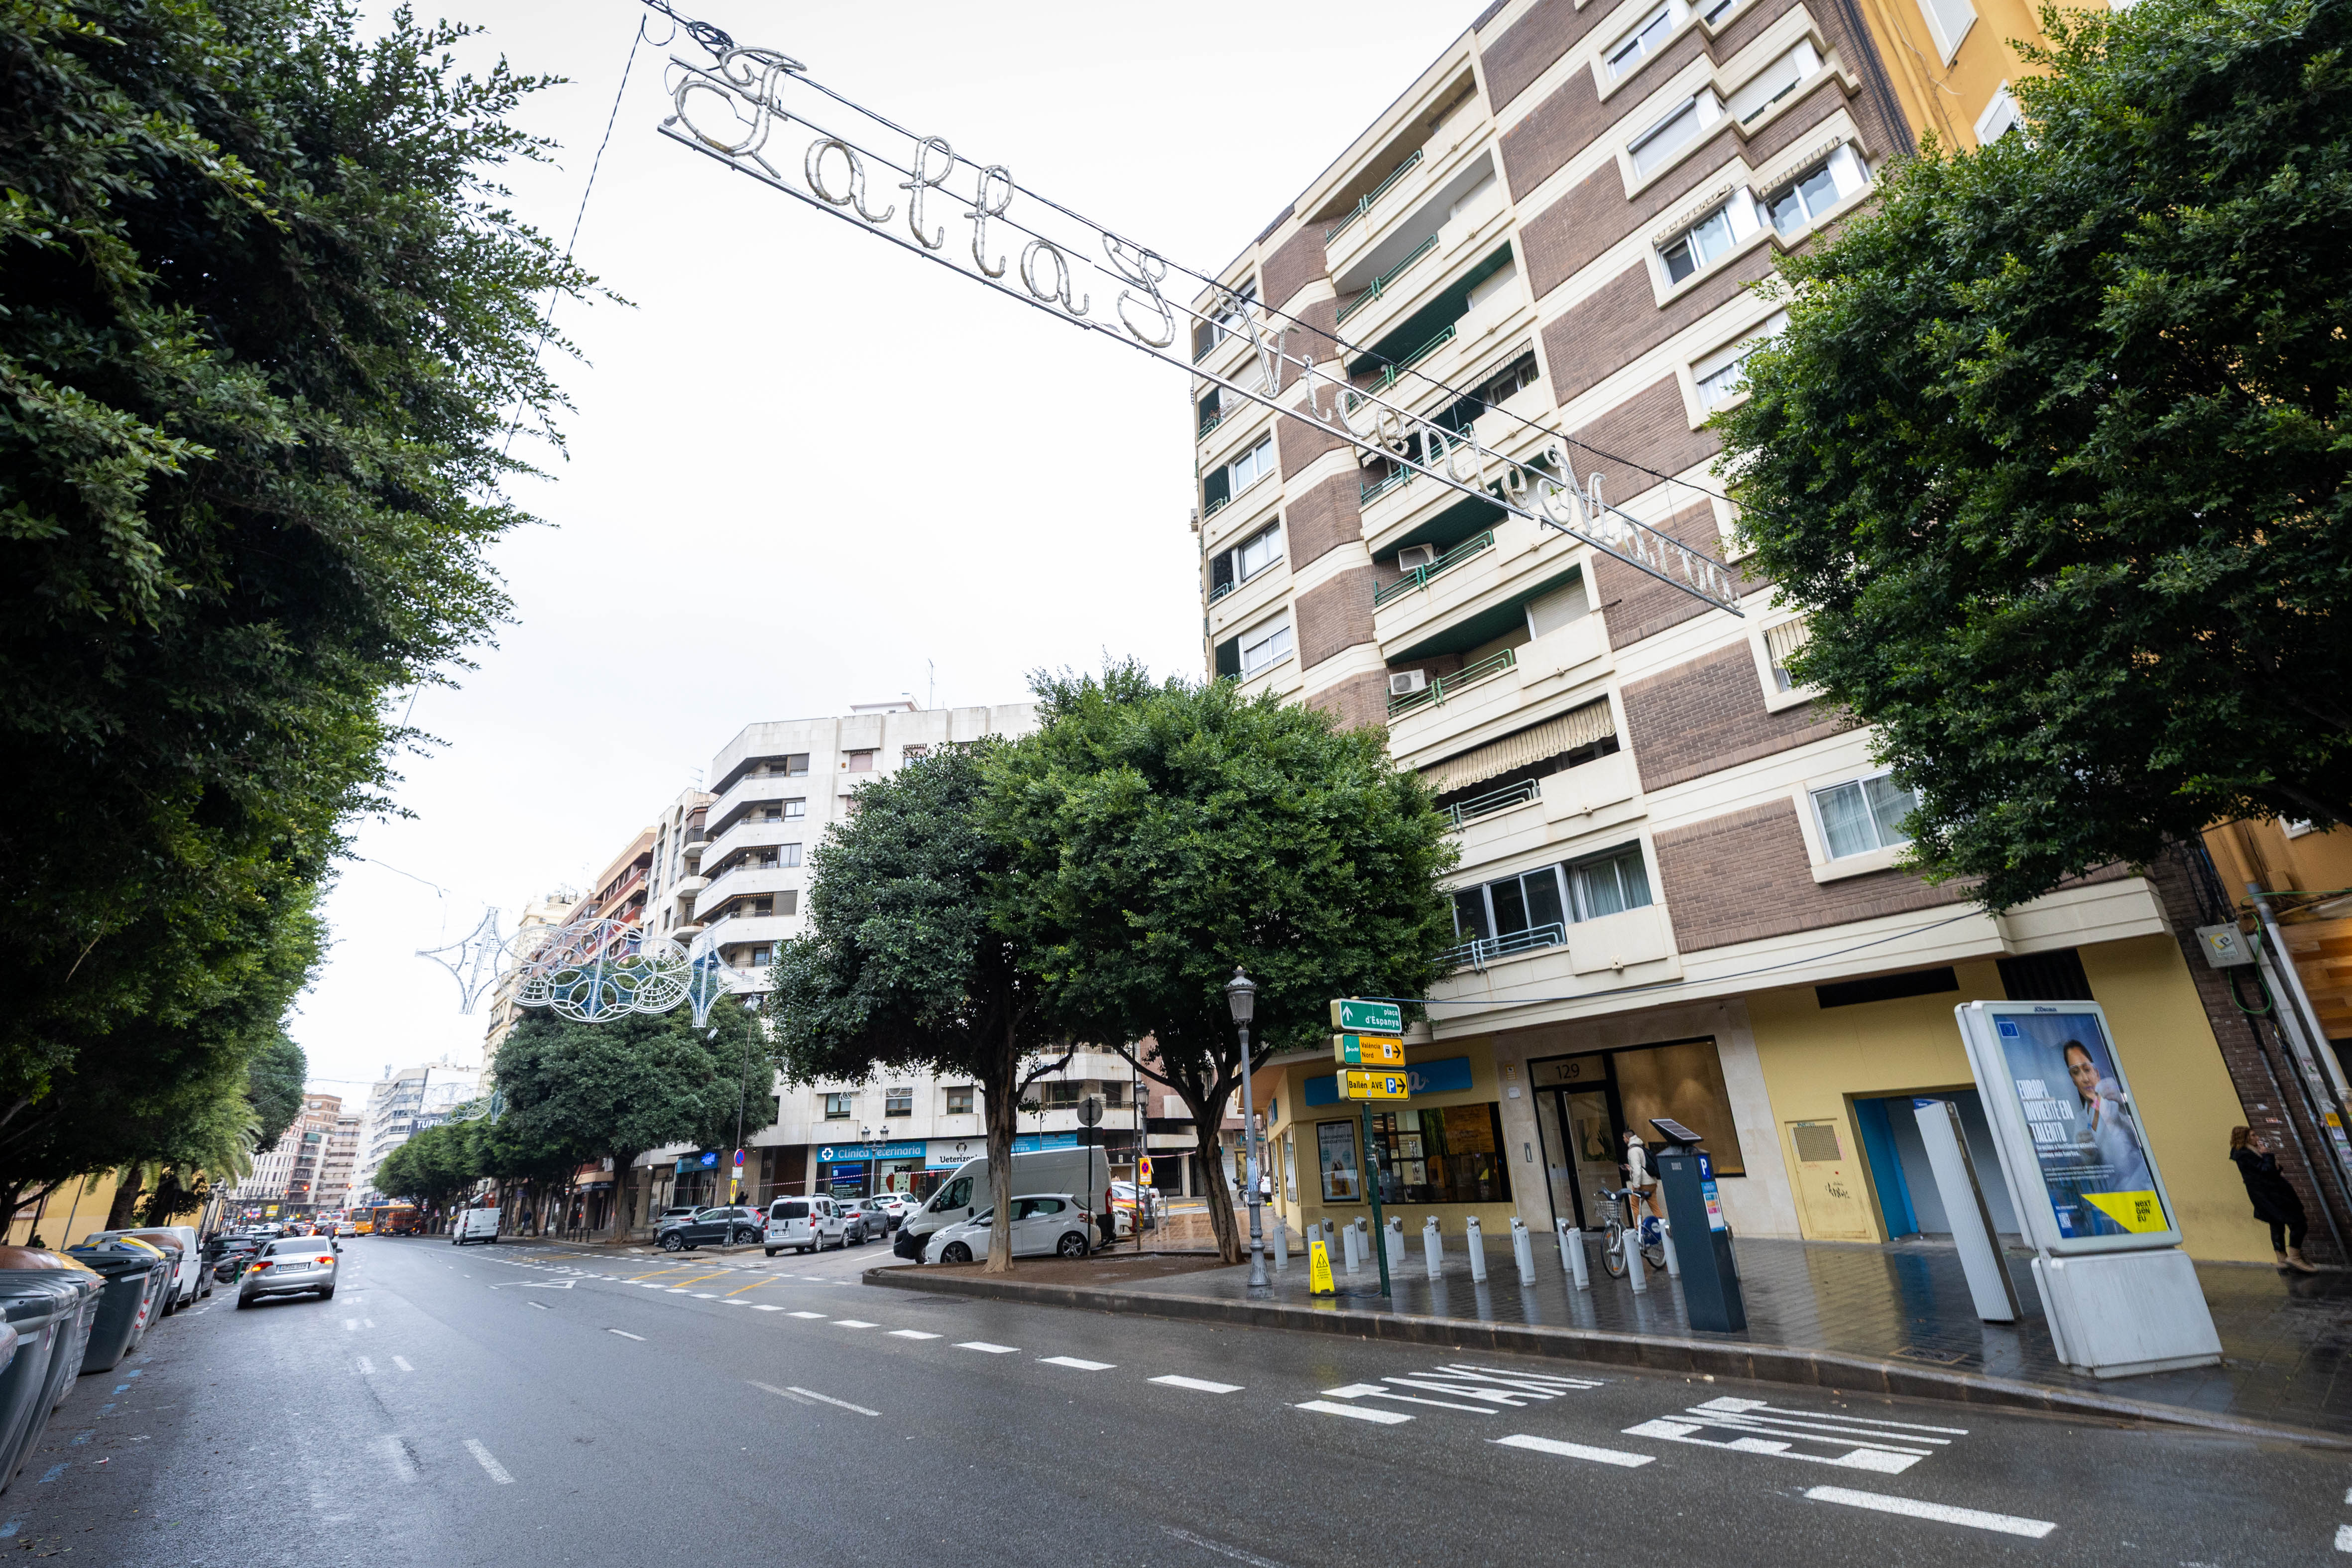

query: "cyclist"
left=1622, top=1129, right=1662, bottom=1244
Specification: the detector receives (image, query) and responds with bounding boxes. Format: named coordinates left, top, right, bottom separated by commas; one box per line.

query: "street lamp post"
left=1226, top=967, right=1267, bottom=1291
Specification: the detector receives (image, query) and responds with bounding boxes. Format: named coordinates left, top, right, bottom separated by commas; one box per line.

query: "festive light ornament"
left=509, top=918, right=692, bottom=1022
left=416, top=908, right=509, bottom=1014
left=682, top=934, right=745, bottom=1028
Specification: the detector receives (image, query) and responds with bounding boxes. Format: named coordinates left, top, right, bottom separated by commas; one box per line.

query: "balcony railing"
left=1208, top=580, right=1234, bottom=604
left=1388, top=646, right=1518, bottom=718
left=1361, top=467, right=1416, bottom=507
left=1373, top=529, right=1494, bottom=606
left=1440, top=922, right=1566, bottom=972
left=1197, top=408, right=1223, bottom=441
left=1202, top=493, right=1231, bottom=521
left=1324, top=147, right=1424, bottom=243
left=1366, top=323, right=1459, bottom=394
left=1335, top=233, right=1438, bottom=324
left=1439, top=776, right=1540, bottom=831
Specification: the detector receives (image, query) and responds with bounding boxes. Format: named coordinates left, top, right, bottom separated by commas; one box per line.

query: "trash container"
left=66, top=1240, right=171, bottom=1374
left=0, top=1249, right=101, bottom=1493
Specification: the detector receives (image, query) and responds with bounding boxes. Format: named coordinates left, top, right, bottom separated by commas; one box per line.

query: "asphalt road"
left=10, top=1234, right=2348, bottom=1566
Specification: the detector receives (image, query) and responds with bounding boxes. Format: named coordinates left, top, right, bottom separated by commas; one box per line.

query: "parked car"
left=656, top=1206, right=763, bottom=1252
left=763, top=1197, right=847, bottom=1255
left=652, top=1205, right=700, bottom=1229
left=923, top=1194, right=1096, bottom=1264
left=452, top=1208, right=499, bottom=1246
left=206, top=1235, right=262, bottom=1283
left=236, top=1235, right=339, bottom=1307
left=841, top=1199, right=899, bottom=1244
left=334, top=1221, right=358, bottom=1237
left=84, top=1225, right=206, bottom=1308
left=898, top=1146, right=1110, bottom=1260
left=865, top=1194, right=918, bottom=1229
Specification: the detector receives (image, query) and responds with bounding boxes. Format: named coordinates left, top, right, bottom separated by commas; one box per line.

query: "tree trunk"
left=981, top=1020, right=1018, bottom=1274
left=1178, top=1075, right=1244, bottom=1264
left=105, top=1171, right=142, bottom=1231
left=609, top=1153, right=641, bottom=1240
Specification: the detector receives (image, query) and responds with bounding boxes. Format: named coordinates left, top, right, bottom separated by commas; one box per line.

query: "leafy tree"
left=0, top=3, right=590, bottom=1155
left=373, top=1122, right=480, bottom=1214
left=245, top=1034, right=308, bottom=1154
left=137, top=1168, right=210, bottom=1225
left=491, top=1000, right=773, bottom=1237
left=986, top=665, right=1458, bottom=1262
left=1718, top=0, right=2352, bottom=907
left=770, top=747, right=1072, bottom=1272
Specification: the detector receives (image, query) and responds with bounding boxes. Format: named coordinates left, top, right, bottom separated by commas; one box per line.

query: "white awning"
left=1419, top=699, right=1614, bottom=795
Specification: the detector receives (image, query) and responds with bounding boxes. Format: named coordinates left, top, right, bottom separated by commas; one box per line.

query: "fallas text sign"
left=655, top=41, right=1742, bottom=616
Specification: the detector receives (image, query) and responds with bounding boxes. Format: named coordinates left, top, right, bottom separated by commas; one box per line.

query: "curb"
left=866, top=1265, right=2349, bottom=1450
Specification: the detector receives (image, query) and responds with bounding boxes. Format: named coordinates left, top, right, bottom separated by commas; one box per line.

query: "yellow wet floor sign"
left=1308, top=1237, right=1335, bottom=1296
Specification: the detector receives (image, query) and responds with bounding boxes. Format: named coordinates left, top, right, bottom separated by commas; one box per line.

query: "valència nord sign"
left=653, top=34, right=1744, bottom=617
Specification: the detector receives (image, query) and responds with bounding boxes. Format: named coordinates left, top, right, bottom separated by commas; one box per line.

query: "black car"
left=206, top=1235, right=262, bottom=1282
left=656, top=1206, right=764, bottom=1251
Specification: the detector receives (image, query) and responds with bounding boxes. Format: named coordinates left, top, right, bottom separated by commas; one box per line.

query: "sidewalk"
left=874, top=1230, right=2352, bottom=1443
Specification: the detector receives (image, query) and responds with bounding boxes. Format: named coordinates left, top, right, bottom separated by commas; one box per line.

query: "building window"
left=1661, top=204, right=1736, bottom=284
left=1236, top=522, right=1283, bottom=582
left=902, top=744, right=929, bottom=761
left=1367, top=1104, right=1513, bottom=1205
left=778, top=843, right=803, bottom=868
left=1725, top=41, right=1819, bottom=124
left=1694, top=309, right=1788, bottom=408
left=1454, top=844, right=1654, bottom=942
left=1566, top=844, right=1653, bottom=921
left=824, top=1093, right=853, bottom=1119
left=884, top=1087, right=913, bottom=1117
left=1607, top=2, right=1674, bottom=77
left=1240, top=619, right=1293, bottom=678
left=1914, top=0, right=1977, bottom=63
left=783, top=753, right=810, bottom=777
left=1631, top=95, right=1716, bottom=178
left=1765, top=145, right=1868, bottom=237
left=1229, top=434, right=1277, bottom=495
left=1762, top=614, right=1812, bottom=691
left=945, top=1086, right=975, bottom=1115
left=783, top=799, right=806, bottom=819
left=1811, top=772, right=1919, bottom=857
left=1043, top=1081, right=1084, bottom=1109
left=748, top=945, right=773, bottom=966
left=842, top=750, right=876, bottom=773
left=1191, top=277, right=1258, bottom=360
left=777, top=889, right=799, bottom=916
left=1974, top=83, right=2021, bottom=143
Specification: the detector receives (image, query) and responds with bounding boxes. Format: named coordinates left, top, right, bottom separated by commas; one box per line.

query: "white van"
left=896, top=1146, right=1111, bottom=1261
left=453, top=1207, right=499, bottom=1245
left=764, top=1196, right=847, bottom=1255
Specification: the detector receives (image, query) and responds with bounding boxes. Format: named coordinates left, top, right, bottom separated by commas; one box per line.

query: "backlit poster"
left=1317, top=1120, right=1361, bottom=1203
left=1989, top=1010, right=2168, bottom=1241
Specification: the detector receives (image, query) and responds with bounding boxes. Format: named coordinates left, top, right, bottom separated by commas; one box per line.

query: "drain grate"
left=1889, top=1345, right=1972, bottom=1366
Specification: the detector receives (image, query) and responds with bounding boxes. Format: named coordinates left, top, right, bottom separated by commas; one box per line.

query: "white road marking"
left=2338, top=1524, right=2352, bottom=1554
left=343, top=1320, right=358, bottom=1331
left=354, top=1357, right=375, bottom=1374
left=1160, top=1526, right=1290, bottom=1567
left=1492, top=1434, right=1655, bottom=1468
left=377, top=1435, right=418, bottom=1482
left=889, top=1330, right=941, bottom=1340
left=1040, top=1356, right=1115, bottom=1370
left=690, top=1293, right=718, bottom=1299
left=1322, top=1382, right=1492, bottom=1414
left=788, top=1312, right=827, bottom=1320
left=720, top=1300, right=748, bottom=1306
left=526, top=1301, right=548, bottom=1311
left=363, top=1319, right=376, bottom=1328
left=1805, top=1486, right=2053, bottom=1538
left=392, top=1357, right=414, bottom=1372
left=464, top=1440, right=514, bottom=1485
left=832, top=1320, right=879, bottom=1329
left=784, top=1386, right=879, bottom=1416
left=957, top=1341, right=1020, bottom=1354
left=608, top=1329, right=645, bottom=1341
left=1294, top=1400, right=1411, bottom=1424
left=1151, top=1376, right=1242, bottom=1394
left=1623, top=1397, right=1951, bottom=1473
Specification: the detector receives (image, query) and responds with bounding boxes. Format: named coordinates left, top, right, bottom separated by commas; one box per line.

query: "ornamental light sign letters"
left=655, top=36, right=1743, bottom=615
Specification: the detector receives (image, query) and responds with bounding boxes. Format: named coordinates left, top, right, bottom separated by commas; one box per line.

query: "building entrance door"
left=1530, top=1070, right=1628, bottom=1231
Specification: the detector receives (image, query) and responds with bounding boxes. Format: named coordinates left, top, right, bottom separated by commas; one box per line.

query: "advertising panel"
left=1955, top=1001, right=2182, bottom=1253
left=1317, top=1119, right=1361, bottom=1203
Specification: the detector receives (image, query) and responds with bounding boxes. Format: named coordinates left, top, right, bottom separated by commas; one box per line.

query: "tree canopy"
left=1717, top=0, right=2351, bottom=907
left=986, top=664, right=1457, bottom=1260
left=770, top=744, right=1069, bottom=1271
left=0, top=3, right=588, bottom=1189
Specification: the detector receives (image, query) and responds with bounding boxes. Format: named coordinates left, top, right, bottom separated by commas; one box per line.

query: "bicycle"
left=1592, top=1187, right=1667, bottom=1278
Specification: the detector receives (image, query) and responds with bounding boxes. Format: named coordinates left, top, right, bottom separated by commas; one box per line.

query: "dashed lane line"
left=957, top=1341, right=1020, bottom=1354
left=392, top=1357, right=414, bottom=1372
left=833, top=1320, right=879, bottom=1329
left=1492, top=1434, right=1654, bottom=1468
left=787, top=1312, right=827, bottom=1320
left=1803, top=1486, right=2053, bottom=1539
left=464, top=1439, right=515, bottom=1485
left=1294, top=1401, right=1412, bottom=1424
left=355, top=1356, right=376, bottom=1374
left=1151, top=1375, right=1241, bottom=1394
left=889, top=1330, right=941, bottom=1340
left=1040, top=1356, right=1115, bottom=1371
left=608, top=1329, right=645, bottom=1341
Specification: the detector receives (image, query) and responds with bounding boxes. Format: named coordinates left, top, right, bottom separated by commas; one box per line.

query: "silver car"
left=237, top=1235, right=340, bottom=1308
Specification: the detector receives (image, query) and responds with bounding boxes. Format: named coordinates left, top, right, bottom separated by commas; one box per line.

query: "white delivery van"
left=896, top=1146, right=1111, bottom=1260
left=764, top=1196, right=847, bottom=1255
left=452, top=1207, right=500, bottom=1245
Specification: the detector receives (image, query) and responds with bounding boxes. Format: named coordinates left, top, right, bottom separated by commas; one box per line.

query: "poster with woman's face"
left=1318, top=1120, right=1360, bottom=1203
left=1992, top=1012, right=2168, bottom=1239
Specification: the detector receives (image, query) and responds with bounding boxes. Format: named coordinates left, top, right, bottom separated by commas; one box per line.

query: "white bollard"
left=1353, top=1216, right=1369, bottom=1267
left=1560, top=1220, right=1591, bottom=1291
left=1321, top=1218, right=1336, bottom=1263
left=1660, top=1216, right=1680, bottom=1279
left=1386, top=1216, right=1406, bottom=1273
left=1511, top=1216, right=1535, bottom=1279
left=1626, top=1221, right=1649, bottom=1293
left=1465, top=1215, right=1488, bottom=1282
left=1271, top=1214, right=1288, bottom=1272
left=1341, top=1218, right=1359, bottom=1274
left=1422, top=1215, right=1443, bottom=1279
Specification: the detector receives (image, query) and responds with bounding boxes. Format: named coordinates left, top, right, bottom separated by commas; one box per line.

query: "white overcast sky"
left=296, top=0, right=1482, bottom=1098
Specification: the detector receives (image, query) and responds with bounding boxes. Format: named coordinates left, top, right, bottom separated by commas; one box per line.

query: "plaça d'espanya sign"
left=646, top=9, right=1744, bottom=616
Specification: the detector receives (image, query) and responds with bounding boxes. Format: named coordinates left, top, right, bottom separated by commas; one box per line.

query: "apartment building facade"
left=352, top=1060, right=480, bottom=1204
left=233, top=1093, right=342, bottom=1212
left=1195, top=0, right=2282, bottom=1263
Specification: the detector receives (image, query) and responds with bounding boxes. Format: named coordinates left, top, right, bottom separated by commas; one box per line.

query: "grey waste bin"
left=0, top=1250, right=101, bottom=1493
left=67, top=1241, right=171, bottom=1373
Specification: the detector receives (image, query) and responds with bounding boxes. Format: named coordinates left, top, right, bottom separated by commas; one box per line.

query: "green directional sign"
left=1329, top=997, right=1403, bottom=1035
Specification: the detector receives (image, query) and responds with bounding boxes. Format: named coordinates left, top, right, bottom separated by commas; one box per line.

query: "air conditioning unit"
left=1389, top=670, right=1429, bottom=697
left=1397, top=544, right=1438, bottom=570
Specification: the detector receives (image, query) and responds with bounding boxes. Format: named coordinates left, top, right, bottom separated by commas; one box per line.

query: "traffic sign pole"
left=1364, top=1100, right=1391, bottom=1298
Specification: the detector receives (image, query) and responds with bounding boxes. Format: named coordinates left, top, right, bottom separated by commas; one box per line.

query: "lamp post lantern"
left=1226, top=967, right=1267, bottom=1291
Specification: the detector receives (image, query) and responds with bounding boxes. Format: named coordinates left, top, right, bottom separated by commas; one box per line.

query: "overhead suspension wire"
left=637, top=4, right=1747, bottom=613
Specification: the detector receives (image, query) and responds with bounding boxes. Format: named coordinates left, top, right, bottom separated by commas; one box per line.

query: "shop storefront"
left=1524, top=1037, right=1748, bottom=1233
left=814, top=1139, right=928, bottom=1199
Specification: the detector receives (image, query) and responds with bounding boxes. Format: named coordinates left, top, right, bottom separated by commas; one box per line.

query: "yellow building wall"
left=5, top=1171, right=123, bottom=1250
left=1852, top=0, right=2113, bottom=152
left=1259, top=1038, right=1520, bottom=1245
left=1747, top=936, right=2265, bottom=1262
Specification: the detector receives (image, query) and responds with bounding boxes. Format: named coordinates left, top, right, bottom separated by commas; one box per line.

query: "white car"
left=763, top=1196, right=848, bottom=1256
left=923, top=1194, right=1096, bottom=1264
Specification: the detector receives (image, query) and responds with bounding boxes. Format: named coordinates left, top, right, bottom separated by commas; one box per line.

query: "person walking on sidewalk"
left=2231, top=1127, right=2319, bottom=1273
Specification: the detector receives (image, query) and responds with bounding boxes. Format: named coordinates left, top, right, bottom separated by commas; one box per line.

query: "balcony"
left=1374, top=529, right=1493, bottom=607
left=1336, top=234, right=1437, bottom=325
left=1325, top=147, right=1423, bottom=243
left=692, top=863, right=802, bottom=924
left=1389, top=646, right=1516, bottom=718
left=700, top=815, right=810, bottom=878
left=1439, top=775, right=1538, bottom=831
left=1440, top=921, right=1565, bottom=972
